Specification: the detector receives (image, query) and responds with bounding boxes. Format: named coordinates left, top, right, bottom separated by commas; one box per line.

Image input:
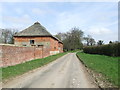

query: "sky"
left=0, top=1, right=118, bottom=44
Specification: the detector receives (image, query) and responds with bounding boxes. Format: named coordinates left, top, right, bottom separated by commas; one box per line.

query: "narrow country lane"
left=3, top=53, right=97, bottom=88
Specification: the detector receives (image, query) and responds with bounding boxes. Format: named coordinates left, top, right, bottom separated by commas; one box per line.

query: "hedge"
left=83, top=43, right=120, bottom=57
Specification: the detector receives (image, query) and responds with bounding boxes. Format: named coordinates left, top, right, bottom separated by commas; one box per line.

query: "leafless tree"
left=55, top=32, right=66, bottom=41
left=89, top=38, right=96, bottom=46
left=84, top=35, right=95, bottom=46
left=0, top=28, right=18, bottom=44
left=97, top=40, right=104, bottom=45
left=55, top=27, right=84, bottom=51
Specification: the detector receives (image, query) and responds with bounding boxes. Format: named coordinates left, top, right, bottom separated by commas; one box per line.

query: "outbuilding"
left=14, top=22, right=63, bottom=55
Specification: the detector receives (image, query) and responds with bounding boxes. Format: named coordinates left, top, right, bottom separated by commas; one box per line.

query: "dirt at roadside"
left=86, top=67, right=118, bottom=88
left=78, top=58, right=118, bottom=88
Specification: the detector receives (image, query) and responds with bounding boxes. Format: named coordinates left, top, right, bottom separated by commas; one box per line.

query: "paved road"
left=3, top=53, right=97, bottom=88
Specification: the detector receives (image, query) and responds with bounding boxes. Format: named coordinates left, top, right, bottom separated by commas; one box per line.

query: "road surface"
left=3, top=53, right=97, bottom=88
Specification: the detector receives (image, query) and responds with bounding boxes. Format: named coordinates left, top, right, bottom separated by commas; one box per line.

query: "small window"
left=31, top=45, right=36, bottom=46
left=38, top=45, right=43, bottom=47
left=30, top=40, right=34, bottom=44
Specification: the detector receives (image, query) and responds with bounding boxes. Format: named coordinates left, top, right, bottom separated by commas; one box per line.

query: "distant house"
left=14, top=22, right=63, bottom=55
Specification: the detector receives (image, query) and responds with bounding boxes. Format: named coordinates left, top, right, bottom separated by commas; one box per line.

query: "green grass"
left=67, top=49, right=82, bottom=53
left=0, top=68, right=2, bottom=82
left=76, top=52, right=119, bottom=86
left=2, top=52, right=67, bottom=80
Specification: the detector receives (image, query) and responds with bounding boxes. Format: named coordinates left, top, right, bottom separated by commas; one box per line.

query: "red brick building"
left=14, top=22, right=63, bottom=55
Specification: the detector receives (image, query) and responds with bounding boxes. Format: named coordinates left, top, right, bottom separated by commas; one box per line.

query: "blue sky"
left=0, top=2, right=118, bottom=43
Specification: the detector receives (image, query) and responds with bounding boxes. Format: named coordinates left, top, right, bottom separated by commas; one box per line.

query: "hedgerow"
left=83, top=43, right=120, bottom=57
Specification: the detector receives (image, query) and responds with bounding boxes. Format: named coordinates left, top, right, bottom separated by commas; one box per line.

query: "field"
left=2, top=52, right=67, bottom=81
left=76, top=52, right=119, bottom=86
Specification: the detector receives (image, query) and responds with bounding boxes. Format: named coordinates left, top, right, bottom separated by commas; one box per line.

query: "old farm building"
left=14, top=22, right=63, bottom=55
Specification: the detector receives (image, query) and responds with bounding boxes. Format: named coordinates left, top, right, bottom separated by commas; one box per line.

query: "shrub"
left=83, top=43, right=120, bottom=57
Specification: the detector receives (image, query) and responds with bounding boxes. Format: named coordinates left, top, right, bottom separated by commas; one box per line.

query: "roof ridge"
left=14, top=22, right=52, bottom=37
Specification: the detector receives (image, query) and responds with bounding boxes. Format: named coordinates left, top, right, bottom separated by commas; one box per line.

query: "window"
left=30, top=40, right=34, bottom=44
left=31, top=45, right=36, bottom=46
left=38, top=45, right=43, bottom=47
left=23, top=45, right=26, bottom=46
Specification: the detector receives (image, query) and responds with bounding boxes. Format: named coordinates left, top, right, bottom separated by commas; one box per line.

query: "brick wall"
left=14, top=36, right=63, bottom=53
left=0, top=45, right=2, bottom=67
left=14, top=36, right=51, bottom=48
left=59, top=42, right=63, bottom=53
left=0, top=45, right=50, bottom=67
left=0, top=36, right=63, bottom=67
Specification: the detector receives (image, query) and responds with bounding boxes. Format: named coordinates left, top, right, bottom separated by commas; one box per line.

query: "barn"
left=14, top=22, right=63, bottom=55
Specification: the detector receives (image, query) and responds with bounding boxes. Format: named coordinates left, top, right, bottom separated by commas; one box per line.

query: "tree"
left=97, top=40, right=104, bottom=45
left=55, top=32, right=66, bottom=41
left=84, top=35, right=95, bottom=46
left=89, top=38, right=96, bottom=46
left=0, top=29, right=3, bottom=43
left=0, top=29, right=18, bottom=44
left=109, top=41, right=112, bottom=44
left=55, top=27, right=84, bottom=51
left=69, top=27, right=83, bottom=50
left=84, top=35, right=91, bottom=46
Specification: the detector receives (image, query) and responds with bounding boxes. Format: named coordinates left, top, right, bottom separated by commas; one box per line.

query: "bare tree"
left=84, top=35, right=95, bottom=46
left=70, top=27, right=83, bottom=50
left=0, top=29, right=3, bottom=43
left=55, top=32, right=66, bottom=41
left=0, top=29, right=18, bottom=44
left=89, top=38, right=96, bottom=46
left=55, top=27, right=84, bottom=51
left=97, top=40, right=104, bottom=45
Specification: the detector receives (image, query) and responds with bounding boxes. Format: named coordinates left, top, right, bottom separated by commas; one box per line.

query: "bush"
left=83, top=43, right=120, bottom=57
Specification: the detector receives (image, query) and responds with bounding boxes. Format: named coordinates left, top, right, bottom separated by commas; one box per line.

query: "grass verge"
left=2, top=52, right=67, bottom=81
left=67, top=49, right=82, bottom=53
left=76, top=52, right=119, bottom=86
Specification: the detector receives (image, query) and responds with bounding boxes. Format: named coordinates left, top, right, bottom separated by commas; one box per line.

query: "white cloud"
left=0, top=4, right=2, bottom=28
left=32, top=8, right=46, bottom=15
left=106, top=21, right=118, bottom=27
left=2, top=14, right=33, bottom=29
left=52, top=12, right=87, bottom=34
left=15, top=8, right=23, bottom=14
left=3, top=14, right=32, bottom=24
left=88, top=27, right=112, bottom=35
left=86, top=26, right=118, bottom=43
left=50, top=2, right=118, bottom=35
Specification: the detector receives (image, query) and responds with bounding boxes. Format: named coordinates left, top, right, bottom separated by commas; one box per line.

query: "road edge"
left=76, top=52, right=118, bottom=88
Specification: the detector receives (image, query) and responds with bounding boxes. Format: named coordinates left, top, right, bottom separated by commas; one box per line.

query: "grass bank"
left=2, top=52, right=67, bottom=81
left=76, top=52, right=119, bottom=86
left=67, top=49, right=82, bottom=53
